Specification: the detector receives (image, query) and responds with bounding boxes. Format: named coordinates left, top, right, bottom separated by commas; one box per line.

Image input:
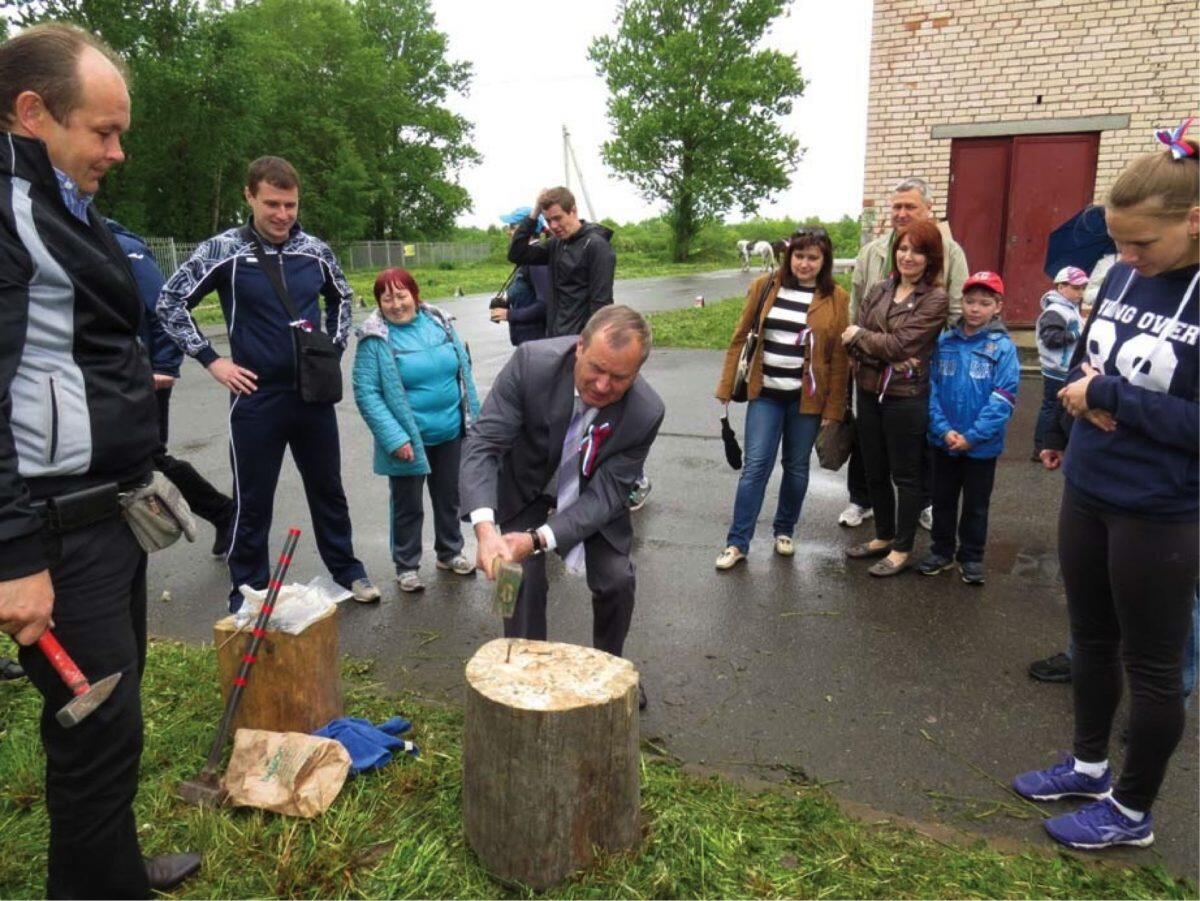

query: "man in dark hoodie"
left=507, top=186, right=615, bottom=338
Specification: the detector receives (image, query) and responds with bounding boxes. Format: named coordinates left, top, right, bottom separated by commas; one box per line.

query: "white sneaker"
left=350, top=577, right=381, bottom=604
left=774, top=536, right=795, bottom=557
left=837, top=503, right=874, bottom=528
left=436, top=554, right=475, bottom=575
left=919, top=505, right=933, bottom=531
left=396, top=570, right=425, bottom=593
left=715, top=546, right=746, bottom=570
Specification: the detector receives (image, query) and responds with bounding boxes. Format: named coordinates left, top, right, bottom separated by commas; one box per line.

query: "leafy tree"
left=3, top=0, right=476, bottom=241
left=589, top=0, right=804, bottom=261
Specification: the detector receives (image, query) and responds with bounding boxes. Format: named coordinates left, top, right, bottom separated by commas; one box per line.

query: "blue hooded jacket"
left=352, top=305, right=480, bottom=477
left=106, top=220, right=183, bottom=378
left=928, top=317, right=1019, bottom=459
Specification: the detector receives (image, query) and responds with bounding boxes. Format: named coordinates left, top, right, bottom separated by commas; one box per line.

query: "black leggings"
left=1060, top=485, right=1199, bottom=811
left=855, top=388, right=928, bottom=553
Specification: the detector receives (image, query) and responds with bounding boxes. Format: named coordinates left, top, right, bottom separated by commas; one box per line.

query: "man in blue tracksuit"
left=107, top=219, right=235, bottom=555
left=158, top=156, right=379, bottom=609
left=919, top=271, right=1020, bottom=585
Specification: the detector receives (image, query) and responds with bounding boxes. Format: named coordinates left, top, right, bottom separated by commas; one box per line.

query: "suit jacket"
left=460, top=336, right=665, bottom=555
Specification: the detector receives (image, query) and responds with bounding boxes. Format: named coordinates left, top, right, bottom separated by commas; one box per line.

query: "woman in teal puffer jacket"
left=353, top=268, right=480, bottom=593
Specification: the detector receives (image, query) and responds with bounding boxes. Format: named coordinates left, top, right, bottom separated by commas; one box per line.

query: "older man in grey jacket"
left=460, top=306, right=664, bottom=703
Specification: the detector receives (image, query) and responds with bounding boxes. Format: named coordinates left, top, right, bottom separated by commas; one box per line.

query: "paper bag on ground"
left=221, top=729, right=351, bottom=817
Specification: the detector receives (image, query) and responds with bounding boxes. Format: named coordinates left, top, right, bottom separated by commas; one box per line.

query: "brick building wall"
left=862, top=0, right=1199, bottom=234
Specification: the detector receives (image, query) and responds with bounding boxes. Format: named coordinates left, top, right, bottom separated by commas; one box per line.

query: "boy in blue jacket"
left=919, top=272, right=1019, bottom=585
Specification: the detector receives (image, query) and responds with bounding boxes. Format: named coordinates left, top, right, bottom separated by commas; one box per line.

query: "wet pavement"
left=150, top=268, right=1198, bottom=880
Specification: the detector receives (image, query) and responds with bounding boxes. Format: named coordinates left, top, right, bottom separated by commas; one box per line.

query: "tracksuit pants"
left=227, top=390, right=365, bottom=608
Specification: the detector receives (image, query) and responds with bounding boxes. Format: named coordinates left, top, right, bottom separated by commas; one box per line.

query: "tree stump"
left=463, top=639, right=641, bottom=890
left=213, top=604, right=342, bottom=735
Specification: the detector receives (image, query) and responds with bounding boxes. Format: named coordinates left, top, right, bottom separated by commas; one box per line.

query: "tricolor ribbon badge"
left=794, top=327, right=817, bottom=396
left=1156, top=117, right=1196, bottom=160
left=579, top=421, right=612, bottom=478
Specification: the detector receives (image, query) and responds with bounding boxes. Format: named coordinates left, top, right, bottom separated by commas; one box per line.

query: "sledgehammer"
left=37, top=631, right=123, bottom=728
left=179, top=527, right=300, bottom=807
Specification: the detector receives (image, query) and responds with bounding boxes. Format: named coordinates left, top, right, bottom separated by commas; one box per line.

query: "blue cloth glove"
left=314, top=715, right=419, bottom=774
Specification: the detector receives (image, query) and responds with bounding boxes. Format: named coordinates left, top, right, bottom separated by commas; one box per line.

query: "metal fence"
left=140, top=238, right=491, bottom=274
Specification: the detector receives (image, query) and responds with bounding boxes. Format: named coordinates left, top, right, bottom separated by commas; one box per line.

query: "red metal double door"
left=947, top=133, right=1099, bottom=326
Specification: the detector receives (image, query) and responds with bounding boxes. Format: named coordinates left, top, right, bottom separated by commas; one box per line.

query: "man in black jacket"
left=0, top=24, right=198, bottom=897
left=507, top=186, right=615, bottom=338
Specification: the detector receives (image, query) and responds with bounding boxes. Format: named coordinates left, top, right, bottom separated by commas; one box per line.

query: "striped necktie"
left=556, top=399, right=593, bottom=575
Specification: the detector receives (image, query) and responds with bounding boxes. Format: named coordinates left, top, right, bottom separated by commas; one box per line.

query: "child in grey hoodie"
left=1032, top=266, right=1088, bottom=455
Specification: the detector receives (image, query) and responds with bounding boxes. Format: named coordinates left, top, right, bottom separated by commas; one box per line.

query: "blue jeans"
left=1034, top=374, right=1064, bottom=452
left=725, top=397, right=821, bottom=552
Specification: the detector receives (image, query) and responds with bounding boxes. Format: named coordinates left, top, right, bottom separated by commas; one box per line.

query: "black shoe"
left=0, top=657, right=24, bottom=680
left=211, top=517, right=232, bottom=558
left=1028, top=652, right=1072, bottom=683
left=145, top=852, right=201, bottom=892
left=959, top=561, right=986, bottom=585
left=917, top=553, right=955, bottom=576
left=638, top=683, right=647, bottom=711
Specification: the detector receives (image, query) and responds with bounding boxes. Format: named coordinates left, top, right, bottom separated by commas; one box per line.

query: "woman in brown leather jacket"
left=841, top=219, right=949, bottom=576
left=713, top=229, right=850, bottom=569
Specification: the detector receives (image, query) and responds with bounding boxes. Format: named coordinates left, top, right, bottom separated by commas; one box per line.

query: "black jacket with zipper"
left=507, top=218, right=616, bottom=338
left=0, top=132, right=158, bottom=579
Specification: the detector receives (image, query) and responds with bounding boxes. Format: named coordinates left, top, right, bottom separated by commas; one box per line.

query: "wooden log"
left=462, top=638, right=641, bottom=890
left=213, top=604, right=342, bottom=735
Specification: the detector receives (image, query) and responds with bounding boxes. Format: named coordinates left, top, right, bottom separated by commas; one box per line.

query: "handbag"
left=247, top=229, right=344, bottom=404
left=815, top=410, right=855, bottom=472
left=729, top=274, right=777, bottom=403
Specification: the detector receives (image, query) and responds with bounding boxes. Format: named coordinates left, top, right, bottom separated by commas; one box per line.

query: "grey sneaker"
left=629, top=475, right=652, bottom=511
left=436, top=554, right=475, bottom=576
left=396, top=570, right=425, bottom=593
left=351, top=577, right=382, bottom=603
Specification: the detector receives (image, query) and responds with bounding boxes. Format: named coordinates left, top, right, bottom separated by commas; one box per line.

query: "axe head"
left=55, top=671, right=122, bottom=728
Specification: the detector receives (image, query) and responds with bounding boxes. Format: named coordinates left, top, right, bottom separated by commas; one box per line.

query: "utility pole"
left=561, top=124, right=596, bottom=221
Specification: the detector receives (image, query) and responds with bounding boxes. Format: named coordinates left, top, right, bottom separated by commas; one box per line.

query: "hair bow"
left=1155, top=117, right=1196, bottom=160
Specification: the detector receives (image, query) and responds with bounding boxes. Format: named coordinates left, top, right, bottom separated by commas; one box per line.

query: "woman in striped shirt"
left=714, top=229, right=851, bottom=569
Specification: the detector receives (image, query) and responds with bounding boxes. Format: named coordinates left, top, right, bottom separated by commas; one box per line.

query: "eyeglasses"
left=791, top=227, right=828, bottom=239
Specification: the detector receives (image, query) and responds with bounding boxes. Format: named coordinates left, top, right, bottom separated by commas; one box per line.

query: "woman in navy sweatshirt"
left=1013, top=130, right=1199, bottom=850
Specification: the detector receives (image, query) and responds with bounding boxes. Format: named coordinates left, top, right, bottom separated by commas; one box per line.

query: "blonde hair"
left=1108, top=138, right=1199, bottom=220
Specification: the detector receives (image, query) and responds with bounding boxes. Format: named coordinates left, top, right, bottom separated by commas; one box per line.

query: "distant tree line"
left=4, top=0, right=477, bottom=241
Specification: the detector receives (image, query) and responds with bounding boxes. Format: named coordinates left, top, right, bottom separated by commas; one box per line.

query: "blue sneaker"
left=1044, top=798, right=1154, bottom=849
left=1012, top=756, right=1111, bottom=801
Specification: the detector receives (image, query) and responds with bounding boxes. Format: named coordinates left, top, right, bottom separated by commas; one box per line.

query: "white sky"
left=434, top=0, right=873, bottom=228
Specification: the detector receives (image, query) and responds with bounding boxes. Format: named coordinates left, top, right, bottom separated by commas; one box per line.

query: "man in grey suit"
left=460, top=306, right=664, bottom=702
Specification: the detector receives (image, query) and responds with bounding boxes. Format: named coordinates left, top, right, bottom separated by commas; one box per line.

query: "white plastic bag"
left=234, top=575, right=352, bottom=635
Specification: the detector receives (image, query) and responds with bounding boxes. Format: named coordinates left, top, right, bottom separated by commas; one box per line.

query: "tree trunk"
left=213, top=605, right=343, bottom=735
left=462, top=639, right=641, bottom=890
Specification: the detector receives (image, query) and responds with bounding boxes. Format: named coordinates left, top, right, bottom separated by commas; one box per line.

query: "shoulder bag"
left=729, top=274, right=777, bottom=403
left=247, top=229, right=343, bottom=405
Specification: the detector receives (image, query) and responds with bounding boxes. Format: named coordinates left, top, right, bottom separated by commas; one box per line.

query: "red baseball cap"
left=962, top=271, right=1005, bottom=295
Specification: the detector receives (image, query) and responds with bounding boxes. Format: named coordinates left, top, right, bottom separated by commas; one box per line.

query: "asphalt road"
left=148, top=268, right=1198, bottom=880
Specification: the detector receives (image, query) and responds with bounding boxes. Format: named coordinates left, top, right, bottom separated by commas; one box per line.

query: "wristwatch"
left=524, top=528, right=545, bottom=556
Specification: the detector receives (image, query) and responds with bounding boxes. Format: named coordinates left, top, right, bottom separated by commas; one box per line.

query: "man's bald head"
left=0, top=25, right=130, bottom=194
left=0, top=23, right=126, bottom=129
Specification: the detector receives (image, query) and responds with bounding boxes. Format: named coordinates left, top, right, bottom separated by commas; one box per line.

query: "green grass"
left=648, top=273, right=854, bottom=351
left=0, top=641, right=1192, bottom=899
left=647, top=295, right=745, bottom=350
